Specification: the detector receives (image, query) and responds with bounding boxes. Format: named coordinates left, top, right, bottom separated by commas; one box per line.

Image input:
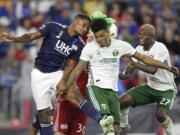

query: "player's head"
left=138, top=24, right=155, bottom=46
left=71, top=14, right=91, bottom=36
left=91, top=19, right=111, bottom=47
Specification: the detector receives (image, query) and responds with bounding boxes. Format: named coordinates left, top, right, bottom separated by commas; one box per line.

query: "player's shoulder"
left=135, top=45, right=143, bottom=51
left=86, top=40, right=97, bottom=46
left=111, top=39, right=133, bottom=50
left=83, top=40, right=98, bottom=50
left=46, top=22, right=67, bottom=30
left=75, top=36, right=86, bottom=48
left=153, top=41, right=168, bottom=52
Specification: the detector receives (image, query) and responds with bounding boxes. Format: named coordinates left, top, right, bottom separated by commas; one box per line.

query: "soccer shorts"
left=53, top=97, right=87, bottom=135
left=127, top=84, right=176, bottom=110
left=87, top=85, right=120, bottom=124
left=31, top=68, right=63, bottom=110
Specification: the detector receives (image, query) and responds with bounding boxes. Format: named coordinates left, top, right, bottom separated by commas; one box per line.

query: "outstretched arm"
left=132, top=52, right=179, bottom=76
left=134, top=63, right=157, bottom=74
left=0, top=32, right=42, bottom=43
left=119, top=61, right=158, bottom=80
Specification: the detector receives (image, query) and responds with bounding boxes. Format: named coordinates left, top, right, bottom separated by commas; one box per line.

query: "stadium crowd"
left=0, top=0, right=179, bottom=128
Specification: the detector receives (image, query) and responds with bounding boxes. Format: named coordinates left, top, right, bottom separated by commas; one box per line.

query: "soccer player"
left=0, top=14, right=110, bottom=135
left=119, top=24, right=178, bottom=135
left=57, top=19, right=179, bottom=135
left=53, top=11, right=118, bottom=135
left=53, top=12, right=119, bottom=135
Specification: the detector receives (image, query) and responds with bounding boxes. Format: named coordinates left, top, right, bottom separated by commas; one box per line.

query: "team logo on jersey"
left=112, top=49, right=119, bottom=56
left=56, top=31, right=63, bottom=39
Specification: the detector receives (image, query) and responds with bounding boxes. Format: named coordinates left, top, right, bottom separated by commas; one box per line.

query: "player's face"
left=73, top=19, right=91, bottom=36
left=94, top=30, right=111, bottom=47
left=138, top=29, right=153, bottom=46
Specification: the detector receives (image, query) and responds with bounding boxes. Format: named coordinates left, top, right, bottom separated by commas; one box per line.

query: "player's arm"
left=132, top=52, right=179, bottom=76
left=66, top=60, right=88, bottom=88
left=56, top=59, right=77, bottom=95
left=133, top=62, right=157, bottom=74
left=119, top=63, right=136, bottom=80
left=119, top=61, right=157, bottom=80
left=0, top=31, right=42, bottom=43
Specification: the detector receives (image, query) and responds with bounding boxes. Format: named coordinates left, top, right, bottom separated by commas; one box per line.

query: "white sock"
left=161, top=116, right=175, bottom=135
left=120, top=108, right=129, bottom=128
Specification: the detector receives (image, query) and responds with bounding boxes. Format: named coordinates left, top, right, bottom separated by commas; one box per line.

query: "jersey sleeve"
left=121, top=41, right=136, bottom=56
left=38, top=23, right=51, bottom=36
left=80, top=44, right=91, bottom=61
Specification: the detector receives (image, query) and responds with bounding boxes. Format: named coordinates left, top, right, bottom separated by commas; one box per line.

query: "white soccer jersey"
left=136, top=41, right=177, bottom=92
left=80, top=38, right=136, bottom=91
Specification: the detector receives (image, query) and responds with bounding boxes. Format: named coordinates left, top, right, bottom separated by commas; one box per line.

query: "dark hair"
left=91, top=19, right=108, bottom=33
left=74, top=14, right=91, bottom=23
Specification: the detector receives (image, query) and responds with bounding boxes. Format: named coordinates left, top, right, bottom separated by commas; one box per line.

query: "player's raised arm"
left=0, top=31, right=42, bottom=43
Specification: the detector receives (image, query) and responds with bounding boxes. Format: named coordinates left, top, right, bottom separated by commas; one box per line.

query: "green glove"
left=90, top=11, right=107, bottom=20
left=105, top=18, right=116, bottom=26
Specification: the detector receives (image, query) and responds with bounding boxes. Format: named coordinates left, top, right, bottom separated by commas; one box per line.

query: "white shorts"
left=31, top=68, right=63, bottom=110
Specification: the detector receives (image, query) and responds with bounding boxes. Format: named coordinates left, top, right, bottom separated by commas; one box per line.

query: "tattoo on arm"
left=66, top=60, right=87, bottom=87
left=61, top=59, right=76, bottom=82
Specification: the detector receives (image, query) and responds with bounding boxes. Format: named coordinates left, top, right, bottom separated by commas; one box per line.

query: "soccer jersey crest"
left=112, top=49, right=119, bottom=56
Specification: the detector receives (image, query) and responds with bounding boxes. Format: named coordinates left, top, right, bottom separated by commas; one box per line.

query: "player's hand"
left=0, top=32, right=14, bottom=42
left=169, top=67, right=180, bottom=77
left=56, top=79, right=68, bottom=96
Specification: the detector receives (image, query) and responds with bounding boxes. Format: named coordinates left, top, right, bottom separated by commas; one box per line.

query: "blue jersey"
left=35, top=22, right=85, bottom=73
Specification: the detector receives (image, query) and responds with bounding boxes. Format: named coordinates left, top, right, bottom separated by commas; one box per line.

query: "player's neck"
left=143, top=40, right=155, bottom=51
left=68, top=27, right=77, bottom=37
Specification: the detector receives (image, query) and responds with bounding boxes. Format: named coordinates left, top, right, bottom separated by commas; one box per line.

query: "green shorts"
left=127, top=85, right=176, bottom=110
left=87, top=85, right=120, bottom=124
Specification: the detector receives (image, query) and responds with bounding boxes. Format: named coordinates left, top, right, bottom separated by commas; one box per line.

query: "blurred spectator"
left=70, top=1, right=84, bottom=20
left=16, top=17, right=36, bottom=36
left=37, top=0, right=55, bottom=14
left=161, top=28, right=180, bottom=55
left=120, top=27, right=136, bottom=46
left=0, top=0, right=13, bottom=17
left=16, top=0, right=36, bottom=19
left=53, top=8, right=71, bottom=26
left=32, top=12, right=45, bottom=29
left=83, top=0, right=106, bottom=16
